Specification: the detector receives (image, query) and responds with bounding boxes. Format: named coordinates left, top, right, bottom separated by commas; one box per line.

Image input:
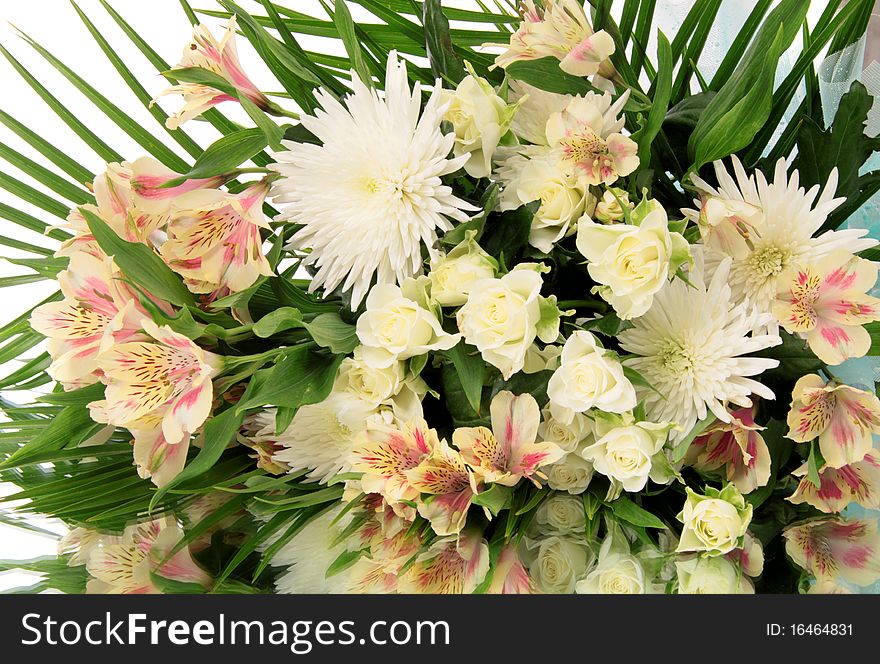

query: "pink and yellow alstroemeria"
left=453, top=391, right=564, bottom=487
left=545, top=92, right=638, bottom=186
left=349, top=419, right=437, bottom=518
left=785, top=374, right=880, bottom=469
left=789, top=450, right=880, bottom=513
left=773, top=252, right=880, bottom=365
left=346, top=502, right=423, bottom=594
left=89, top=320, right=222, bottom=445
left=86, top=518, right=212, bottom=594
left=486, top=544, right=535, bottom=594
left=493, top=1, right=616, bottom=78
left=398, top=529, right=490, bottom=594
left=161, top=182, right=273, bottom=295
left=406, top=439, right=477, bottom=536
left=130, top=414, right=190, bottom=488
left=154, top=17, right=270, bottom=129
left=687, top=408, right=771, bottom=494
left=129, top=156, right=227, bottom=215
left=57, top=162, right=167, bottom=257
left=784, top=517, right=880, bottom=587
left=30, top=252, right=151, bottom=389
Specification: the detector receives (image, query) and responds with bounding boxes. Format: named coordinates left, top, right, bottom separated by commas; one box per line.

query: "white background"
left=0, top=0, right=853, bottom=591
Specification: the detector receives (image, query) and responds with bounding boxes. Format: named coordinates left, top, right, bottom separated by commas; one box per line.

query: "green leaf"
left=333, top=0, right=373, bottom=85
left=687, top=0, right=809, bottom=169
left=253, top=307, right=304, bottom=338
left=471, top=484, right=513, bottom=515
left=325, top=548, right=365, bottom=578
left=0, top=404, right=97, bottom=468
left=672, top=414, right=716, bottom=463
left=443, top=341, right=486, bottom=414
left=166, top=129, right=268, bottom=185
left=792, top=81, right=880, bottom=233
left=505, top=57, right=594, bottom=96
left=235, top=345, right=343, bottom=412
left=151, top=407, right=244, bottom=507
left=607, top=494, right=667, bottom=529
left=635, top=32, right=672, bottom=168
left=303, top=312, right=358, bottom=354
left=82, top=208, right=194, bottom=307
left=423, top=0, right=467, bottom=84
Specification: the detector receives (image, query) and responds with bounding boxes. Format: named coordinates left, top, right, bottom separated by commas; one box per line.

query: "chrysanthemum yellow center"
left=747, top=244, right=790, bottom=282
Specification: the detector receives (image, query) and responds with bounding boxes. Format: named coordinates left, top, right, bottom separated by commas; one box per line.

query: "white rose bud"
left=535, top=494, right=586, bottom=535
left=538, top=408, right=592, bottom=453
left=547, top=331, right=637, bottom=424
left=594, top=187, right=633, bottom=223
left=544, top=452, right=594, bottom=494
left=357, top=282, right=460, bottom=368
left=429, top=231, right=497, bottom=307
left=440, top=69, right=518, bottom=178
left=457, top=265, right=559, bottom=379
left=576, top=199, right=690, bottom=319
left=527, top=536, right=592, bottom=594
left=675, top=556, right=754, bottom=594
left=676, top=484, right=753, bottom=556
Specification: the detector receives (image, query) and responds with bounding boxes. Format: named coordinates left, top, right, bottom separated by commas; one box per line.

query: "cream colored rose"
left=581, top=421, right=668, bottom=492
left=538, top=408, right=591, bottom=453
left=676, top=556, right=754, bottom=594
left=677, top=485, right=753, bottom=556
left=575, top=201, right=690, bottom=319
left=496, top=154, right=590, bottom=252
left=594, top=187, right=633, bottom=223
left=335, top=347, right=404, bottom=408
left=535, top=494, right=586, bottom=535
left=547, top=331, right=636, bottom=423
left=527, top=536, right=592, bottom=594
left=544, top=452, right=594, bottom=494
left=429, top=232, right=497, bottom=307
left=440, top=71, right=516, bottom=178
left=457, top=265, right=557, bottom=379
left=498, top=153, right=592, bottom=253
left=357, top=282, right=460, bottom=368
left=576, top=553, right=646, bottom=594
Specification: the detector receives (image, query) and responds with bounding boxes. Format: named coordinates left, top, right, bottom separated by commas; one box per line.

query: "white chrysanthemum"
left=270, top=52, right=477, bottom=308
left=263, top=392, right=382, bottom=484
left=618, top=256, right=782, bottom=441
left=269, top=507, right=352, bottom=594
left=682, top=157, right=876, bottom=315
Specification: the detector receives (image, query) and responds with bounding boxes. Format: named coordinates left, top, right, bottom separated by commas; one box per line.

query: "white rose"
left=580, top=422, right=668, bottom=492
left=498, top=153, right=591, bottom=253
left=538, top=407, right=591, bottom=453
left=429, top=232, right=497, bottom=307
left=527, top=536, right=592, bottom=594
left=576, top=553, right=647, bottom=594
left=544, top=452, right=594, bottom=494
left=547, top=330, right=636, bottom=423
left=457, top=266, right=556, bottom=379
left=335, top=347, right=404, bottom=407
left=675, top=556, right=754, bottom=594
left=440, top=72, right=515, bottom=178
left=356, top=283, right=460, bottom=368
left=535, top=494, right=586, bottom=535
left=575, top=201, right=690, bottom=319
left=676, top=485, right=753, bottom=556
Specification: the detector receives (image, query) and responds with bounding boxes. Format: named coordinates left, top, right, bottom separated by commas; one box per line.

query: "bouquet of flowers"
left=2, top=0, right=880, bottom=595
